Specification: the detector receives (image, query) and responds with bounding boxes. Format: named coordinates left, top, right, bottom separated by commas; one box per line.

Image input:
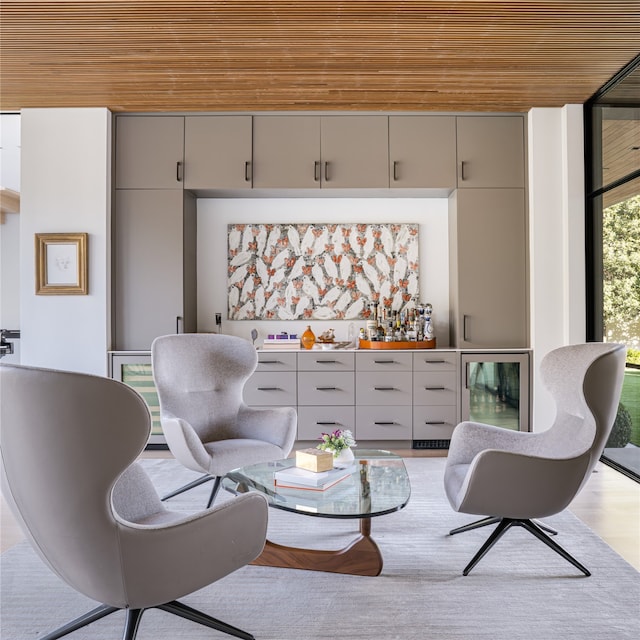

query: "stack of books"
left=261, top=334, right=300, bottom=350
left=273, top=465, right=354, bottom=491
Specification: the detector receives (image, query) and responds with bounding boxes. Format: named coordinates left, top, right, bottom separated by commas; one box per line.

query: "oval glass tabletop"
left=222, top=448, right=411, bottom=519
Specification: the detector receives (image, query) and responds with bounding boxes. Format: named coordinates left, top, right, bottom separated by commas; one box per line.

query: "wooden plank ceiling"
left=1, top=1, right=639, bottom=113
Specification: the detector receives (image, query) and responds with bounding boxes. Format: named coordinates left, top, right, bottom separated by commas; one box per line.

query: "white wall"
left=528, top=105, right=585, bottom=429
left=19, top=108, right=111, bottom=374
left=197, top=197, right=450, bottom=346
left=0, top=113, right=22, bottom=362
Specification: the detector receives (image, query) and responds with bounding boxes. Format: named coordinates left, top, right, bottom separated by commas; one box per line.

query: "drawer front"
left=298, top=351, right=355, bottom=371
left=297, top=372, right=355, bottom=406
left=356, top=352, right=412, bottom=372
left=256, top=352, right=297, bottom=372
left=356, top=372, right=412, bottom=405
left=413, top=405, right=458, bottom=440
left=297, top=406, right=356, bottom=440
left=243, top=372, right=297, bottom=406
left=413, top=371, right=457, bottom=406
left=356, top=405, right=413, bottom=440
left=413, top=351, right=458, bottom=372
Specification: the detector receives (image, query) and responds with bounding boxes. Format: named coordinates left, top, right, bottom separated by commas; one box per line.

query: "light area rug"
left=1, top=457, right=638, bottom=640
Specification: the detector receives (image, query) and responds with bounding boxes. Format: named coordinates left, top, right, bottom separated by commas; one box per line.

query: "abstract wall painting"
left=227, top=223, right=419, bottom=320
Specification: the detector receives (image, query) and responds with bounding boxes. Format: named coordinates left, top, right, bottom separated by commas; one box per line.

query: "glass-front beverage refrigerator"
left=460, top=351, right=531, bottom=432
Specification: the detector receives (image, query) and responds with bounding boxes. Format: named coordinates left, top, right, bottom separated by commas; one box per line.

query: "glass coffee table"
left=222, top=449, right=411, bottom=576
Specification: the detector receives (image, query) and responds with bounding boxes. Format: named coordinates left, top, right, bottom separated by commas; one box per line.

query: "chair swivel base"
left=454, top=517, right=590, bottom=577
left=39, top=599, right=255, bottom=640
left=449, top=515, right=558, bottom=537
left=161, top=474, right=222, bottom=508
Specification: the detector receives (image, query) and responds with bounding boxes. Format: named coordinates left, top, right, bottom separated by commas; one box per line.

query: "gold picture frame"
left=35, top=233, right=88, bottom=295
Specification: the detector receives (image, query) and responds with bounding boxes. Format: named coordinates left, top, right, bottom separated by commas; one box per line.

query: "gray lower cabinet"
left=243, top=352, right=297, bottom=408
left=412, top=351, right=459, bottom=444
left=113, top=189, right=197, bottom=351
left=448, top=188, right=528, bottom=349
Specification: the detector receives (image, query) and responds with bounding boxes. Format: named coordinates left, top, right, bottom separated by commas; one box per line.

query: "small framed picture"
left=35, top=233, right=88, bottom=295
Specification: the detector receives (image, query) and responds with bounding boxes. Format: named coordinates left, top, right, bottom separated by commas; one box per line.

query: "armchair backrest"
left=0, top=364, right=150, bottom=603
left=540, top=342, right=626, bottom=482
left=151, top=333, right=258, bottom=441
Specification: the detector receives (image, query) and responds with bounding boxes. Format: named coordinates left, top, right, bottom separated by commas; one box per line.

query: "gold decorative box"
left=295, top=448, right=333, bottom=473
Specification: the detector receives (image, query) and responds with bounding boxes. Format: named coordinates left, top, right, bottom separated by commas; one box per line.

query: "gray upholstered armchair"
left=0, top=363, right=269, bottom=640
left=151, top=333, right=297, bottom=508
left=444, top=342, right=626, bottom=576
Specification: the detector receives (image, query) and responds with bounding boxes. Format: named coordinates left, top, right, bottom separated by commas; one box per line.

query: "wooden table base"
left=251, top=519, right=383, bottom=576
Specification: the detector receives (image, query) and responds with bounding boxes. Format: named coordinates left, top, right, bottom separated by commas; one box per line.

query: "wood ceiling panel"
left=1, top=1, right=639, bottom=112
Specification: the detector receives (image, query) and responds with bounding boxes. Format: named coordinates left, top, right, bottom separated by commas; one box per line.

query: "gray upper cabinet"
left=252, top=115, right=389, bottom=188
left=321, top=116, right=389, bottom=188
left=448, top=188, right=528, bottom=348
left=114, top=189, right=196, bottom=351
left=388, top=116, right=457, bottom=188
left=184, top=116, right=253, bottom=190
left=253, top=116, right=321, bottom=188
left=456, top=116, right=525, bottom=188
left=115, top=116, right=184, bottom=189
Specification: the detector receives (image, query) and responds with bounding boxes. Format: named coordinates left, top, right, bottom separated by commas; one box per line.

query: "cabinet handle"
left=317, top=421, right=339, bottom=426
left=463, top=314, right=469, bottom=342
left=176, top=161, right=183, bottom=182
left=257, top=387, right=282, bottom=391
left=316, top=360, right=337, bottom=364
left=393, top=160, right=399, bottom=181
left=459, top=160, right=467, bottom=181
left=316, top=387, right=338, bottom=391
left=424, top=386, right=446, bottom=391
left=176, top=316, right=183, bottom=334
left=424, top=359, right=446, bottom=364
left=314, top=161, right=320, bottom=182
left=259, top=360, right=283, bottom=364
left=324, top=161, right=330, bottom=182
left=374, top=359, right=396, bottom=364
left=374, top=386, right=396, bottom=391
left=245, top=161, right=252, bottom=182
left=374, top=421, right=396, bottom=425
left=425, top=421, right=446, bottom=425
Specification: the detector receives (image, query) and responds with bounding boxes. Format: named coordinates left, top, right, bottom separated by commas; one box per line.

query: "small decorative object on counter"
left=301, top=325, right=316, bottom=350
left=317, top=328, right=336, bottom=343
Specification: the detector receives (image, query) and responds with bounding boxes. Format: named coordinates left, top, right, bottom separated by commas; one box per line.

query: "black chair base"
left=40, top=599, right=254, bottom=640
left=161, top=474, right=221, bottom=508
left=450, top=515, right=558, bottom=537
left=451, top=517, right=590, bottom=577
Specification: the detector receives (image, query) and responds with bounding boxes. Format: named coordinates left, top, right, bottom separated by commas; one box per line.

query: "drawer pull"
left=316, top=387, right=338, bottom=391
left=425, top=421, right=446, bottom=425
left=374, top=421, right=396, bottom=425
left=424, top=386, right=446, bottom=391
left=316, top=360, right=337, bottom=364
left=374, top=359, right=397, bottom=364
left=374, top=386, right=396, bottom=391
left=317, top=421, right=339, bottom=426
left=260, top=360, right=283, bottom=364
left=424, top=359, right=447, bottom=364
left=257, top=387, right=282, bottom=391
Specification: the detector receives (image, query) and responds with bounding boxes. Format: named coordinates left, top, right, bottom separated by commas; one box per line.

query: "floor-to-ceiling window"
left=586, top=54, right=640, bottom=481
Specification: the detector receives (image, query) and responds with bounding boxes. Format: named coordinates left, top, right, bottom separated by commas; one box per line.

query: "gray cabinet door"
left=389, top=116, right=456, bottom=188
left=321, top=116, right=389, bottom=188
left=253, top=116, right=321, bottom=188
left=449, top=188, right=528, bottom=348
left=456, top=116, right=525, bottom=188
left=184, top=115, right=252, bottom=190
left=114, top=189, right=187, bottom=350
left=115, top=116, right=184, bottom=189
